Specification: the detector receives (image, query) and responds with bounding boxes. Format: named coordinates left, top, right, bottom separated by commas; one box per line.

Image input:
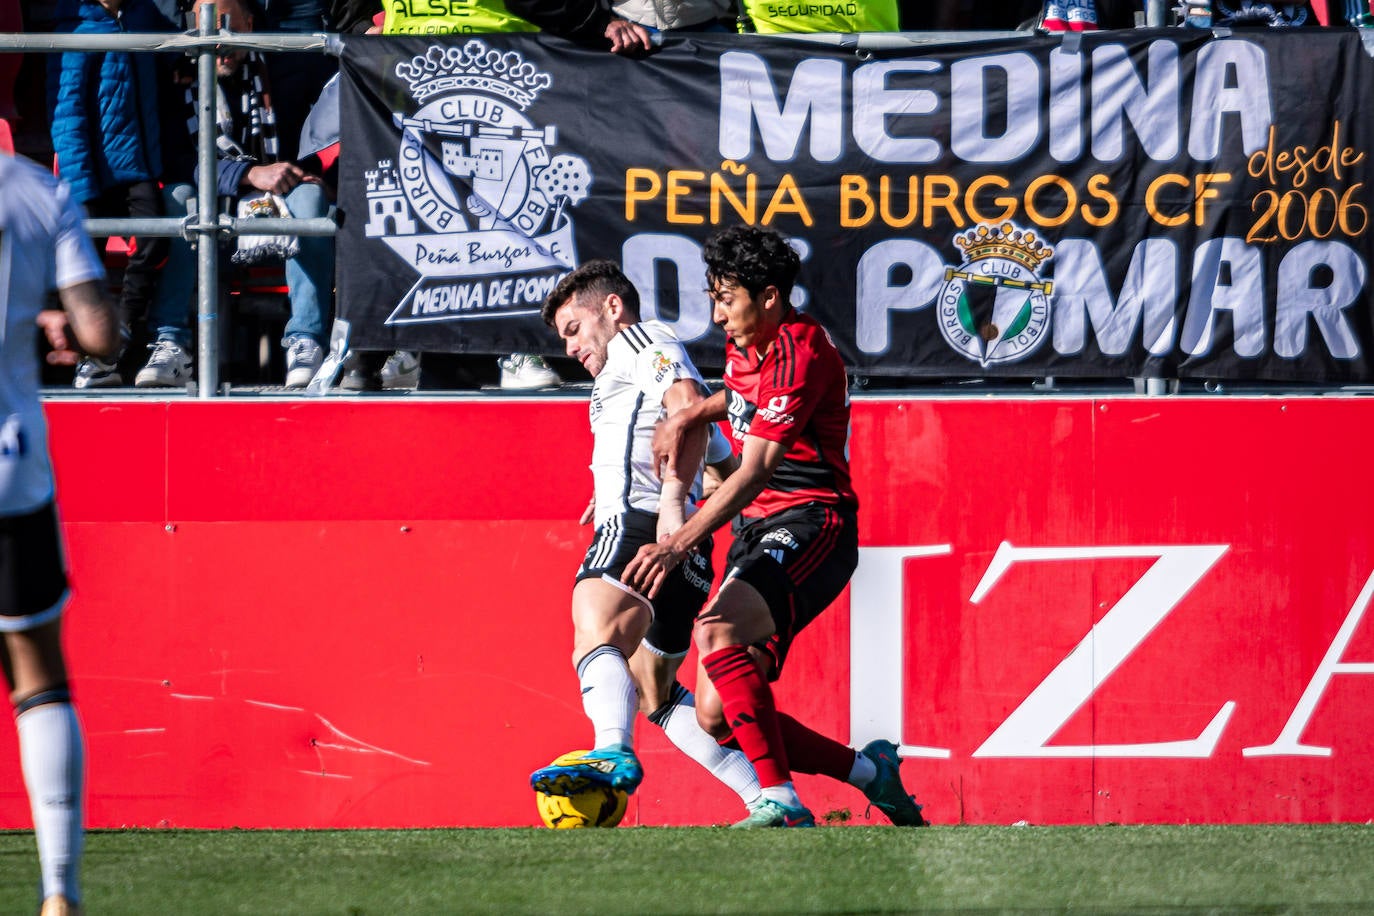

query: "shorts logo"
left=762, top=527, right=799, bottom=550
left=938, top=222, right=1054, bottom=367
left=363, top=41, right=590, bottom=325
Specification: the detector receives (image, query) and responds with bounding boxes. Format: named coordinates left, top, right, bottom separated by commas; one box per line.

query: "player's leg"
left=629, top=646, right=761, bottom=813
left=710, top=505, right=924, bottom=826
left=571, top=577, right=649, bottom=751
left=531, top=577, right=649, bottom=796
left=695, top=576, right=814, bottom=826
left=750, top=505, right=926, bottom=826
left=1, top=504, right=84, bottom=914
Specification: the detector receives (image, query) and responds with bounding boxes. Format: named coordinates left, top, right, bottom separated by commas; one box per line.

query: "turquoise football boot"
left=530, top=745, right=643, bottom=797
left=859, top=739, right=927, bottom=826
left=729, top=797, right=816, bottom=828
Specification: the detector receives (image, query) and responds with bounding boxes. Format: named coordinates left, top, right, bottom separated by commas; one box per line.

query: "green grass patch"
left=1, top=824, right=1371, bottom=914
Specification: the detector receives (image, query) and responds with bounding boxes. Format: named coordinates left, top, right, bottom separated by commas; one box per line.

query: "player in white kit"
left=0, top=151, right=123, bottom=915
left=529, top=260, right=760, bottom=815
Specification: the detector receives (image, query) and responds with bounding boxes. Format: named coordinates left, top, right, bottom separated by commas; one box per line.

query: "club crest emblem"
left=937, top=222, right=1054, bottom=367
left=362, top=40, right=589, bottom=324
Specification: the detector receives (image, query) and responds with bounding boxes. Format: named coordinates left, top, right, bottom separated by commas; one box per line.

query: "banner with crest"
left=337, top=31, right=1374, bottom=382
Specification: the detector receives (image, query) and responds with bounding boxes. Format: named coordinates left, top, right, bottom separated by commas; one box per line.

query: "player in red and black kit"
left=624, top=225, right=926, bottom=828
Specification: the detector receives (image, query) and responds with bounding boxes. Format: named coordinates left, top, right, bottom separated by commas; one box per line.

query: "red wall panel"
left=0, top=396, right=1368, bottom=828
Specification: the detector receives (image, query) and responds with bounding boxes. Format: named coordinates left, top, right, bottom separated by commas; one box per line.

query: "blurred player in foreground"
left=0, top=148, right=123, bottom=914
left=624, top=225, right=926, bottom=828
left=528, top=260, right=762, bottom=816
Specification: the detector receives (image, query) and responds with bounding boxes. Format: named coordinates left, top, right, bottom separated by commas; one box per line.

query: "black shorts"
left=576, top=510, right=713, bottom=657
left=723, top=502, right=858, bottom=678
left=0, top=502, right=69, bottom=632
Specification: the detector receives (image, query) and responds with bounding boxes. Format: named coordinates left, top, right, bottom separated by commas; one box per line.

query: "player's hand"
left=622, top=540, right=683, bottom=599
left=604, top=17, right=653, bottom=55
left=651, top=412, right=688, bottom=482
left=579, top=496, right=595, bottom=526
left=245, top=162, right=319, bottom=195
left=36, top=310, right=80, bottom=366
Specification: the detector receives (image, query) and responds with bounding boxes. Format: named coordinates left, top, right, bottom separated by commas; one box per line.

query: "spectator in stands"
left=506, top=0, right=738, bottom=51
left=48, top=0, right=182, bottom=389
left=149, top=0, right=338, bottom=389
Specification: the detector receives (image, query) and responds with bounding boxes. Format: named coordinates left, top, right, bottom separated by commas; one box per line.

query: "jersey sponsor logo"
left=726, top=390, right=756, bottom=442
left=651, top=349, right=675, bottom=383
left=758, top=394, right=796, bottom=425
left=363, top=40, right=589, bottom=326
left=937, top=221, right=1055, bottom=367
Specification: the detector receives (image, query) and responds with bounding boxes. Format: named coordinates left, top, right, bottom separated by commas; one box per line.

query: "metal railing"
left=0, top=2, right=1184, bottom=396
left=1, top=3, right=339, bottom=397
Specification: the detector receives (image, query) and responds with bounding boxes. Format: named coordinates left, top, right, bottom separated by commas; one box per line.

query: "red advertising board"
left=0, top=397, right=1368, bottom=828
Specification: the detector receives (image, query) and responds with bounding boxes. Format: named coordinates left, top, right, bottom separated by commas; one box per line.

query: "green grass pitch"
left=2, top=824, right=1372, bottom=913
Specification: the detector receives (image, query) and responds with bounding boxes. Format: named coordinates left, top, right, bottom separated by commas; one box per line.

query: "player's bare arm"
left=40, top=280, right=121, bottom=365
left=656, top=378, right=711, bottom=540
left=624, top=434, right=788, bottom=598
left=653, top=388, right=728, bottom=483
left=702, top=452, right=739, bottom=499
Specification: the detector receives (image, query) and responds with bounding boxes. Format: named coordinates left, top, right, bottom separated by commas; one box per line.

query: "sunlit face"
left=554, top=292, right=619, bottom=377
left=709, top=278, right=776, bottom=351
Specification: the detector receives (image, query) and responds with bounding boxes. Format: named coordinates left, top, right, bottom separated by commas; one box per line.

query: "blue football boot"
left=529, top=745, right=644, bottom=797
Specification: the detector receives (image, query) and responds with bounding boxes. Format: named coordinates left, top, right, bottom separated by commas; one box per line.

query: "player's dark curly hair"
left=703, top=225, right=800, bottom=304
left=542, top=259, right=641, bottom=327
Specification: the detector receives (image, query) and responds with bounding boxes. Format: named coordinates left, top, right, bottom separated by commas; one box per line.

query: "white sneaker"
left=73, top=355, right=122, bottom=389
left=498, top=353, right=560, bottom=390
left=284, top=337, right=324, bottom=389
left=134, top=339, right=193, bottom=388
left=380, top=350, right=420, bottom=389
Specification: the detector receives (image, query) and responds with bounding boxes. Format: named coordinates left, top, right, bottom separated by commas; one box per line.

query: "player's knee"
left=694, top=618, right=733, bottom=655
left=695, top=701, right=729, bottom=739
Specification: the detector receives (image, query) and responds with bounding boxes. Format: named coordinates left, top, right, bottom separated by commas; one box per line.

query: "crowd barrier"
left=0, top=395, right=1366, bottom=828
left=14, top=18, right=1374, bottom=393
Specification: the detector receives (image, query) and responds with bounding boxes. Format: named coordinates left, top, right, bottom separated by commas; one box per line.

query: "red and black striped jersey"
left=723, top=309, right=858, bottom=518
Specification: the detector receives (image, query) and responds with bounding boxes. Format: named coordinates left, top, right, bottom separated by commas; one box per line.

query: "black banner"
left=337, top=30, right=1374, bottom=381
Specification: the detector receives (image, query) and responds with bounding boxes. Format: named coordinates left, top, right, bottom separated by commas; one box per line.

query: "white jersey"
left=589, top=320, right=710, bottom=528
left=0, top=156, right=105, bottom=516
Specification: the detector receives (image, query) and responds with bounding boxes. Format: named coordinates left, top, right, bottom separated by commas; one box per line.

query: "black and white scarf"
left=184, top=51, right=279, bottom=165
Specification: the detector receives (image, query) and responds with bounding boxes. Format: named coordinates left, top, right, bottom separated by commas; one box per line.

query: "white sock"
left=848, top=751, right=877, bottom=789
left=577, top=645, right=636, bottom=750
left=17, top=701, right=84, bottom=904
left=760, top=781, right=804, bottom=809
left=647, top=684, right=762, bottom=807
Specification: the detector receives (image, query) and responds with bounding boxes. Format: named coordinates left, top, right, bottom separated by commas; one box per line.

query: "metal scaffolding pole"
left=0, top=19, right=339, bottom=396
left=195, top=2, right=219, bottom=397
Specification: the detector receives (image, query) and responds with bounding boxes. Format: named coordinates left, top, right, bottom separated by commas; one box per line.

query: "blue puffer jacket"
left=49, top=0, right=174, bottom=204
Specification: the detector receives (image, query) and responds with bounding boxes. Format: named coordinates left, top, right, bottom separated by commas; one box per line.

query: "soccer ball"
left=535, top=784, right=628, bottom=829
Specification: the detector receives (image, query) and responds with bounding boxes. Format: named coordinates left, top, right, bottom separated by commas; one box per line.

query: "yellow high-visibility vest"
left=743, top=1, right=898, bottom=33
left=383, top=0, right=538, bottom=34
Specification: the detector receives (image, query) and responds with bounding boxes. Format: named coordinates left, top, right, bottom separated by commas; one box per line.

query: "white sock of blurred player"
left=648, top=683, right=762, bottom=808
left=578, top=644, right=638, bottom=749
left=17, top=696, right=84, bottom=905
